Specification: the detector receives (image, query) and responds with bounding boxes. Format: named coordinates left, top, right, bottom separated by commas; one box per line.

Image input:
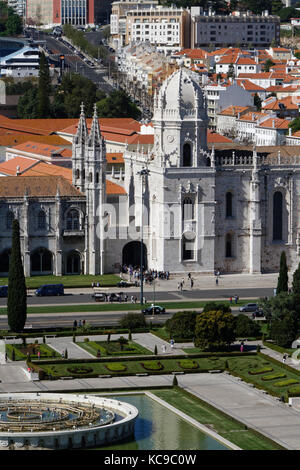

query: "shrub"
left=141, top=361, right=164, bottom=371
left=261, top=373, right=286, bottom=381
left=178, top=360, right=199, bottom=370
left=165, top=311, right=198, bottom=340
left=67, top=366, right=93, bottom=375
left=105, top=363, right=127, bottom=372
left=249, top=367, right=273, bottom=375
left=273, top=379, right=299, bottom=387
left=173, top=375, right=178, bottom=386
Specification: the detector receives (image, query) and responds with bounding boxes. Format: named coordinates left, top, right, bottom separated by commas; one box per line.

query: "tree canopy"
left=165, top=311, right=198, bottom=339
left=0, top=1, right=22, bottom=36
left=195, top=310, right=236, bottom=350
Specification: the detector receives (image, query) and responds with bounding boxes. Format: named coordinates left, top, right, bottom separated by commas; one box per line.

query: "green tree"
left=292, top=262, right=300, bottom=298
left=270, top=311, right=298, bottom=347
left=277, top=251, right=289, bottom=294
left=202, top=302, right=231, bottom=313
left=254, top=93, right=262, bottom=111
left=289, top=117, right=300, bottom=135
left=97, top=90, right=141, bottom=120
left=264, top=58, right=275, bottom=72
left=17, top=85, right=39, bottom=118
left=5, top=13, right=22, bottom=36
left=235, top=314, right=261, bottom=338
left=165, top=311, right=198, bottom=340
left=37, top=52, right=52, bottom=118
left=118, top=313, right=146, bottom=330
left=7, top=220, right=27, bottom=332
left=195, top=310, right=236, bottom=351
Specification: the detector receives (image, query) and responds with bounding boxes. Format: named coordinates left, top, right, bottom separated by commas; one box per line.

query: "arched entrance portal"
left=122, top=241, right=147, bottom=270
left=66, top=251, right=81, bottom=274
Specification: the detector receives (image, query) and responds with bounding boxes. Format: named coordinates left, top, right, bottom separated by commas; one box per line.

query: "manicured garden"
left=77, top=338, right=153, bottom=357
left=6, top=341, right=60, bottom=361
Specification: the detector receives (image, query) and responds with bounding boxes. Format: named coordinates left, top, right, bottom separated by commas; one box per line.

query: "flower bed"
left=141, top=361, right=164, bottom=371
left=273, top=378, right=299, bottom=387
left=249, top=367, right=273, bottom=375
left=66, top=366, right=93, bottom=375
left=178, top=360, right=199, bottom=370
left=105, top=363, right=127, bottom=372
left=261, top=373, right=286, bottom=381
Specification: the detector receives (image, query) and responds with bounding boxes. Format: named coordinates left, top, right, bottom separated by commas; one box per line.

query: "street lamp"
left=137, top=167, right=150, bottom=306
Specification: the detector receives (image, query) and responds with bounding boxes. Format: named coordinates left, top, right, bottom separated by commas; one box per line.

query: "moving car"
left=239, top=303, right=259, bottom=313
left=142, top=305, right=166, bottom=315
left=35, top=284, right=64, bottom=296
left=94, top=292, right=107, bottom=302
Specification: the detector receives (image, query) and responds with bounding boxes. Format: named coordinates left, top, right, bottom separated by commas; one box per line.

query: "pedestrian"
left=5, top=352, right=7, bottom=362
left=216, top=277, right=218, bottom=285
left=283, top=353, right=287, bottom=363
left=97, top=349, right=101, bottom=358
left=234, top=295, right=238, bottom=304
left=190, top=278, right=194, bottom=289
left=78, top=320, right=82, bottom=328
left=61, top=351, right=65, bottom=359
left=170, top=339, right=174, bottom=349
left=162, top=345, right=166, bottom=354
left=240, top=343, right=244, bottom=353
left=82, top=319, right=86, bottom=327
left=37, top=351, right=41, bottom=360
left=229, top=296, right=232, bottom=304
left=131, top=295, right=134, bottom=303
left=73, top=320, right=77, bottom=329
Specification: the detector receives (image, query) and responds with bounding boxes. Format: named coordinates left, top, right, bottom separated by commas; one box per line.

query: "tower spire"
left=88, top=103, right=102, bottom=147
left=74, top=102, right=88, bottom=145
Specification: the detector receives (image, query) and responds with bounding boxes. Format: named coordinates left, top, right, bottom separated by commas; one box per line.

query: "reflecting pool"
left=99, top=394, right=229, bottom=451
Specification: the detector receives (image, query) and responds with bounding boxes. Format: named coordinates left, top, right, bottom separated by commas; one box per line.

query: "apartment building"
left=191, top=8, right=280, bottom=48
left=110, top=0, right=158, bottom=48
left=26, top=0, right=95, bottom=28
left=125, top=5, right=191, bottom=53
left=7, top=0, right=26, bottom=17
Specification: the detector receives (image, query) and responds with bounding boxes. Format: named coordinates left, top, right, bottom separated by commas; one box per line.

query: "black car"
left=142, top=305, right=166, bottom=315
left=108, top=292, right=123, bottom=302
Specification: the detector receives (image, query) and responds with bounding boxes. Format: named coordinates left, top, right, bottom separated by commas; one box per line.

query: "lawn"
left=78, top=339, right=152, bottom=357
left=6, top=342, right=60, bottom=361
left=152, top=388, right=285, bottom=450
left=0, top=274, right=121, bottom=289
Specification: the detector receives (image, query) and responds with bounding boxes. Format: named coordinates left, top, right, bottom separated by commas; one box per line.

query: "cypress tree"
left=293, top=262, right=300, bottom=298
left=7, top=219, right=27, bottom=332
left=277, top=251, right=289, bottom=294
left=37, top=51, right=51, bottom=118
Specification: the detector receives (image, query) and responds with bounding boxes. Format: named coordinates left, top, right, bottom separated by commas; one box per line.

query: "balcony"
left=63, top=229, right=85, bottom=237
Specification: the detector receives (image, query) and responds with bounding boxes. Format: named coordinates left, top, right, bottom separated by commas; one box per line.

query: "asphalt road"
left=27, top=30, right=115, bottom=94
left=0, top=286, right=273, bottom=307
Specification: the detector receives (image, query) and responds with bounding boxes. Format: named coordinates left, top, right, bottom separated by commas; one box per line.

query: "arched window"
left=183, top=197, right=194, bottom=220
left=206, top=157, right=211, bottom=167
left=96, top=172, right=99, bottom=184
left=66, top=209, right=80, bottom=231
left=6, top=211, right=14, bottom=230
left=273, top=191, right=283, bottom=241
left=226, top=192, right=233, bottom=217
left=31, top=248, right=53, bottom=274
left=76, top=169, right=80, bottom=179
left=66, top=251, right=81, bottom=274
left=37, top=210, right=46, bottom=230
left=0, top=249, right=11, bottom=273
left=89, top=172, right=93, bottom=183
left=225, top=233, right=233, bottom=258
left=183, top=143, right=192, bottom=167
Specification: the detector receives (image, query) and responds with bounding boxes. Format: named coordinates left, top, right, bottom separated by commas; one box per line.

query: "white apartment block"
left=205, top=81, right=254, bottom=129
left=110, top=0, right=159, bottom=48
left=191, top=8, right=280, bottom=48
left=125, top=5, right=190, bottom=54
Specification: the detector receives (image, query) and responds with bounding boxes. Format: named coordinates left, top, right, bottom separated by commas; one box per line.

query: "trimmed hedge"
left=249, top=367, right=273, bottom=375
left=273, top=379, right=299, bottom=388
left=261, top=373, right=286, bottom=381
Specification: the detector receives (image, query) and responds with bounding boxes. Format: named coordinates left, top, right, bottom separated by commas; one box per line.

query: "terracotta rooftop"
left=0, top=176, right=84, bottom=198
left=106, top=153, right=124, bottom=164
left=0, top=133, right=70, bottom=148
left=11, top=141, right=72, bottom=159
left=258, top=117, right=290, bottom=129
left=0, top=157, right=38, bottom=176
left=218, top=105, right=252, bottom=117
left=106, top=180, right=126, bottom=195
left=24, top=162, right=73, bottom=181
left=207, top=130, right=233, bottom=144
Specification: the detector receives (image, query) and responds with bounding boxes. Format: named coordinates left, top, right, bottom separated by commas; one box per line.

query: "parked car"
left=142, top=305, right=166, bottom=315
left=94, top=292, right=107, bottom=302
left=108, top=292, right=123, bottom=302
left=0, top=285, right=8, bottom=297
left=239, top=303, right=259, bottom=313
left=117, top=280, right=131, bottom=288
left=252, top=309, right=264, bottom=318
left=35, top=284, right=64, bottom=296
